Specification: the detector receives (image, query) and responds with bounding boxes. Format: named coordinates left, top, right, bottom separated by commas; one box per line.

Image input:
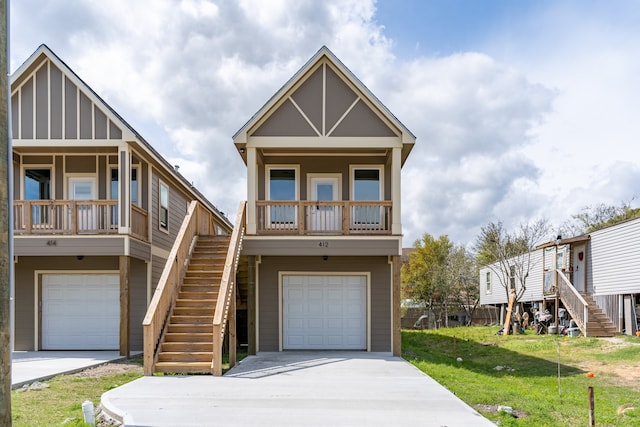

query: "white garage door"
left=42, top=274, right=120, bottom=350
left=283, top=275, right=367, bottom=350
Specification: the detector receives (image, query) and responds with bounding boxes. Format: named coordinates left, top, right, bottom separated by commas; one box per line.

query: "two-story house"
left=10, top=45, right=232, bottom=357
left=234, top=46, right=415, bottom=355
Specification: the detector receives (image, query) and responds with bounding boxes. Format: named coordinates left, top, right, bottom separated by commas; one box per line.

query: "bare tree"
left=476, top=220, right=552, bottom=304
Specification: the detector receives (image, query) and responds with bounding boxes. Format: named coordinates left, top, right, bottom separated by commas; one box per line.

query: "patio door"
left=309, top=176, right=341, bottom=232
left=69, top=177, right=96, bottom=232
left=572, top=244, right=586, bottom=292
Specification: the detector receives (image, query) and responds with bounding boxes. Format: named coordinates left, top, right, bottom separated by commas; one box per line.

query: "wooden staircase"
left=581, top=294, right=617, bottom=337
left=154, top=235, right=231, bottom=373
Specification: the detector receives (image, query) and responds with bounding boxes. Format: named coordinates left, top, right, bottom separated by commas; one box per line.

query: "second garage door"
left=42, top=274, right=120, bottom=350
left=282, top=274, right=367, bottom=350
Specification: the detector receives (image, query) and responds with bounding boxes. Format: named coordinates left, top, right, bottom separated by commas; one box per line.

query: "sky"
left=9, top=0, right=640, bottom=248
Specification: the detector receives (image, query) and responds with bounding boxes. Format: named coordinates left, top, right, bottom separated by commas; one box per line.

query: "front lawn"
left=402, top=327, right=640, bottom=426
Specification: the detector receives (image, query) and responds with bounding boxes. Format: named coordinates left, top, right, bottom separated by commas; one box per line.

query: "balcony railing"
left=13, top=200, right=149, bottom=241
left=255, top=200, right=392, bottom=235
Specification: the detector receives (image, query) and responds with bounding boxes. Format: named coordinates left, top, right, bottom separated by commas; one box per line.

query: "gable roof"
left=11, top=44, right=231, bottom=228
left=233, top=46, right=415, bottom=164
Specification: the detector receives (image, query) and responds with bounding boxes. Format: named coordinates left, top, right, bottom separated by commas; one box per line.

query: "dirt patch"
left=72, top=360, right=143, bottom=378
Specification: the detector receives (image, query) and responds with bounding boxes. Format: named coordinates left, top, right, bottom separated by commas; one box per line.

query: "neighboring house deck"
left=11, top=45, right=231, bottom=357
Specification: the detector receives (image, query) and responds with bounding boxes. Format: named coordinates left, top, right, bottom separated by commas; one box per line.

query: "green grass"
left=402, top=327, right=640, bottom=426
left=12, top=362, right=144, bottom=426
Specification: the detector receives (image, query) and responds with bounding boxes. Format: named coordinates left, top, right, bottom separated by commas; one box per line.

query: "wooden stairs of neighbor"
left=154, top=235, right=231, bottom=373
left=580, top=294, right=617, bottom=337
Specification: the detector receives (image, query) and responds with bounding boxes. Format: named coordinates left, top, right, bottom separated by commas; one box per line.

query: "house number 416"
left=318, top=241, right=329, bottom=248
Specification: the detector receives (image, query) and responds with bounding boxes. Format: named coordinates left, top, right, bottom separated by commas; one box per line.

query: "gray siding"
left=257, top=256, right=391, bottom=352
left=14, top=237, right=126, bottom=257
left=150, top=169, right=189, bottom=251
left=151, top=254, right=167, bottom=294
left=130, top=257, right=148, bottom=351
left=14, top=256, right=119, bottom=350
left=589, top=218, right=640, bottom=296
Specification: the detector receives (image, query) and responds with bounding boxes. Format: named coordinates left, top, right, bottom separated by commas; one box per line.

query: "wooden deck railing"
left=142, top=201, right=224, bottom=375
left=255, top=200, right=392, bottom=235
left=212, top=201, right=246, bottom=375
left=13, top=200, right=149, bottom=241
left=556, top=269, right=589, bottom=335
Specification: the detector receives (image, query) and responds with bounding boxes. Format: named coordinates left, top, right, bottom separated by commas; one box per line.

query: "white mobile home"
left=479, top=217, right=640, bottom=336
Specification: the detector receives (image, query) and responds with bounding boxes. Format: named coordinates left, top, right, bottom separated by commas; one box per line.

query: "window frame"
left=485, top=271, right=491, bottom=294
left=350, top=165, right=384, bottom=201
left=158, top=179, right=169, bottom=233
left=23, top=166, right=53, bottom=200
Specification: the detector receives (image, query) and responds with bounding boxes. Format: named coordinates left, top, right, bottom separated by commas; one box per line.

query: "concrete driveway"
left=101, top=352, right=494, bottom=427
left=11, top=351, right=124, bottom=389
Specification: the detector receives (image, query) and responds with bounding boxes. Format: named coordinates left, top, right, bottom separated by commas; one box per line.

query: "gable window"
left=159, top=181, right=169, bottom=232
left=351, top=166, right=383, bottom=225
left=485, top=272, right=491, bottom=293
left=267, top=166, right=298, bottom=225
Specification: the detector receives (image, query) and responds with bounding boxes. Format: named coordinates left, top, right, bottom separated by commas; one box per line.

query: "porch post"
left=391, top=255, right=401, bottom=356
left=246, top=147, right=257, bottom=234
left=391, top=147, right=402, bottom=235
left=119, top=255, right=130, bottom=357
left=118, top=146, right=131, bottom=234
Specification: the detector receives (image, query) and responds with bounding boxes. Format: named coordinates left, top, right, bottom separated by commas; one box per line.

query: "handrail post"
left=212, top=323, right=222, bottom=376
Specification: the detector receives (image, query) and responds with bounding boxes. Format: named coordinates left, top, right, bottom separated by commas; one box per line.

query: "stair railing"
left=556, top=269, right=589, bottom=335
left=212, top=201, right=246, bottom=375
left=142, top=201, right=205, bottom=375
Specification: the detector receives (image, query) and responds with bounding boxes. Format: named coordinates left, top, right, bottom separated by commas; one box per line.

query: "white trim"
left=350, top=164, right=384, bottom=201
left=265, top=164, right=300, bottom=201
left=278, top=271, right=371, bottom=352
left=151, top=245, right=171, bottom=260
left=388, top=256, right=393, bottom=351
left=33, top=270, right=120, bottom=350
left=255, top=256, right=261, bottom=352
left=21, top=164, right=53, bottom=200
left=307, top=173, right=342, bottom=200
left=289, top=97, right=321, bottom=136
left=248, top=136, right=402, bottom=149
left=326, top=97, right=360, bottom=137
left=66, top=175, right=97, bottom=200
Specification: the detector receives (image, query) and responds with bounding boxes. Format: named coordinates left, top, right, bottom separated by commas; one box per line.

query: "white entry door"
left=282, top=275, right=367, bottom=350
left=69, top=177, right=96, bottom=232
left=309, top=176, right=340, bottom=232
left=42, top=274, right=120, bottom=350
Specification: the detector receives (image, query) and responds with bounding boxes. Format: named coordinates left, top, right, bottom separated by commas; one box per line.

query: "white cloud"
left=10, top=0, right=639, bottom=246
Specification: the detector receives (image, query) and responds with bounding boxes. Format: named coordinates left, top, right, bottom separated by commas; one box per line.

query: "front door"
left=572, top=244, right=586, bottom=292
left=309, top=176, right=340, bottom=232
left=69, top=177, right=96, bottom=232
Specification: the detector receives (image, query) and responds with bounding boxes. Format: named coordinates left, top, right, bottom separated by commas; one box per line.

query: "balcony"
left=13, top=200, right=149, bottom=241
left=255, top=200, right=392, bottom=235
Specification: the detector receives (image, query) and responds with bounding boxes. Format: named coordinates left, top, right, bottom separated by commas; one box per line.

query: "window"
left=25, top=169, right=51, bottom=200
left=485, top=272, right=491, bottom=293
left=509, top=265, right=516, bottom=290
left=267, top=167, right=297, bottom=224
left=25, top=168, right=52, bottom=225
left=556, top=251, right=564, bottom=270
left=110, top=167, right=139, bottom=205
left=159, top=181, right=169, bottom=231
left=351, top=166, right=383, bottom=224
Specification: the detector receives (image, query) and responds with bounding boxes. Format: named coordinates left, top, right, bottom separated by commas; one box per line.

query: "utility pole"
left=0, top=0, right=10, bottom=424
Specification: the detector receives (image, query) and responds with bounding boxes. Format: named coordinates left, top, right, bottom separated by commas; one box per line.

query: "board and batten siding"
left=479, top=249, right=544, bottom=306
left=129, top=258, right=148, bottom=351
left=150, top=169, right=189, bottom=251
left=589, top=217, right=640, bottom=296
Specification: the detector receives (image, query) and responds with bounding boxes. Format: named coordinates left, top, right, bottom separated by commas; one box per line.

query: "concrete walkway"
left=11, top=351, right=124, bottom=389
left=102, top=352, right=494, bottom=427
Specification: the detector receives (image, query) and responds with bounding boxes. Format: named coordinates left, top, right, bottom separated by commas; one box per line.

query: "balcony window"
left=25, top=169, right=51, bottom=200
left=267, top=167, right=297, bottom=224
left=352, top=166, right=382, bottom=224
left=110, top=167, right=139, bottom=205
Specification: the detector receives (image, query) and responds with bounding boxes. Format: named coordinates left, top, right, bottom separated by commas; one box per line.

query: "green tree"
left=559, top=201, right=640, bottom=236
left=402, top=234, right=478, bottom=327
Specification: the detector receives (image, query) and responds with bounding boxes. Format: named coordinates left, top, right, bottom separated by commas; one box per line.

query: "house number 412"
left=318, top=241, right=329, bottom=248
